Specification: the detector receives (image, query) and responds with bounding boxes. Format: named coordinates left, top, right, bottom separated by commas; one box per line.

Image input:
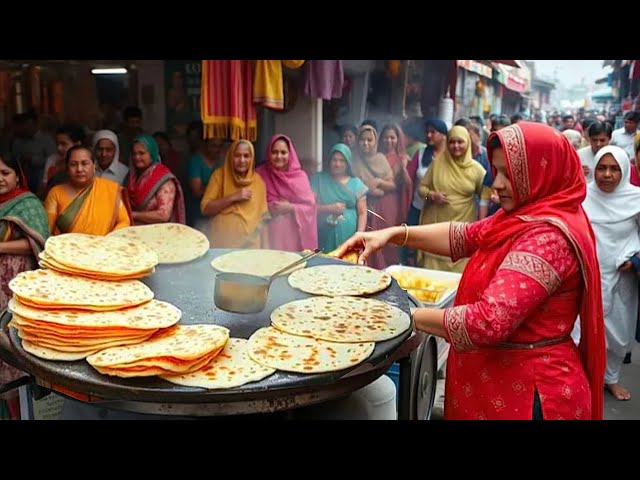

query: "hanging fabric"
left=253, top=60, right=305, bottom=110
left=201, top=60, right=257, bottom=141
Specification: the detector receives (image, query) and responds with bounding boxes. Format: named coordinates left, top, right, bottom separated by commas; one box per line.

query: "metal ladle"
left=213, top=249, right=321, bottom=314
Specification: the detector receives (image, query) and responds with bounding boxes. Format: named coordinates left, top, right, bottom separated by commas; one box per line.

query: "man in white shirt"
left=611, top=111, right=639, bottom=160
left=93, top=130, right=129, bottom=185
left=578, top=121, right=612, bottom=183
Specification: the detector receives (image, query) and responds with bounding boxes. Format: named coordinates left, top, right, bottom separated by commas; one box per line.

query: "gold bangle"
left=400, top=223, right=410, bottom=247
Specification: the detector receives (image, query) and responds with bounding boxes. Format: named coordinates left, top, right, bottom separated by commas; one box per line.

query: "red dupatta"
left=454, top=122, right=605, bottom=420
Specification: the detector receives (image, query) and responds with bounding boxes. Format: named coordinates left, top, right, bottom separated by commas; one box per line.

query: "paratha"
left=211, top=250, right=305, bottom=277
left=8, top=269, right=154, bottom=310
left=8, top=297, right=180, bottom=329
left=161, top=338, right=275, bottom=389
left=21, top=340, right=100, bottom=361
left=271, top=296, right=410, bottom=343
left=86, top=324, right=230, bottom=367
left=44, top=233, right=158, bottom=275
left=288, top=265, right=391, bottom=296
left=108, top=224, right=210, bottom=264
left=247, top=327, right=374, bottom=374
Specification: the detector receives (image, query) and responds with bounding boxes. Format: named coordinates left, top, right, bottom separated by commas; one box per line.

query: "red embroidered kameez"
left=441, top=123, right=606, bottom=420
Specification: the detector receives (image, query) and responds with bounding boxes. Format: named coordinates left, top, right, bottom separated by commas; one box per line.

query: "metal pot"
left=213, top=249, right=320, bottom=314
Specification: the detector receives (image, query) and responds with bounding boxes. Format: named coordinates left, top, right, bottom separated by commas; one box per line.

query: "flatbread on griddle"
left=271, top=296, right=410, bottom=343
left=247, top=327, right=374, bottom=374
left=288, top=265, right=391, bottom=296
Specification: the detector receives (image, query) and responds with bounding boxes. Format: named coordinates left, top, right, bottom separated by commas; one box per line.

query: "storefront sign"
left=457, top=60, right=493, bottom=79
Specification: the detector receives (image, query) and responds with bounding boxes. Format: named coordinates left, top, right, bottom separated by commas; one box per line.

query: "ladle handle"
left=268, top=248, right=322, bottom=281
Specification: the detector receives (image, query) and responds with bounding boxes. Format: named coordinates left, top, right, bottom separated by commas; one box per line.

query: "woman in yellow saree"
left=200, top=139, right=269, bottom=248
left=417, top=126, right=491, bottom=272
left=44, top=146, right=131, bottom=236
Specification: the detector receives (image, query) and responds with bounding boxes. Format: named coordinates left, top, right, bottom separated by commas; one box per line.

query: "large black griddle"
left=3, top=249, right=418, bottom=416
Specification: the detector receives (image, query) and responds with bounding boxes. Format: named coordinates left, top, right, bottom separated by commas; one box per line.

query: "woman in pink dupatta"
left=257, top=134, right=318, bottom=251
left=379, top=123, right=413, bottom=222
left=352, top=125, right=410, bottom=269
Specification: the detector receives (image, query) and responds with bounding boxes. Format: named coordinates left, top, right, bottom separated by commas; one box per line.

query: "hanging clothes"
left=303, top=60, right=345, bottom=100
left=253, top=60, right=305, bottom=110
left=201, top=60, right=257, bottom=141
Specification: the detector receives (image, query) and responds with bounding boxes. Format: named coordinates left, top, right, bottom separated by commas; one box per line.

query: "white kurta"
left=582, top=145, right=640, bottom=384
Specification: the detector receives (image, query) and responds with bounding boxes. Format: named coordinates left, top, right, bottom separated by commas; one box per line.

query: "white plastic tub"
left=384, top=265, right=462, bottom=309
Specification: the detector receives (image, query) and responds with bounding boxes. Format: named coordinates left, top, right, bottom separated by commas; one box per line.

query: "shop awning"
left=591, top=87, right=614, bottom=101
left=457, top=60, right=493, bottom=78
left=490, top=60, right=520, bottom=68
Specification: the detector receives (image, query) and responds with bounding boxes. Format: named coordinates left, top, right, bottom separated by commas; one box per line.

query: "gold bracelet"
left=400, top=223, right=410, bottom=247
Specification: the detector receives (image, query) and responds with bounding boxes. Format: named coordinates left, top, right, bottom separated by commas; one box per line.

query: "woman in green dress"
left=310, top=143, right=368, bottom=252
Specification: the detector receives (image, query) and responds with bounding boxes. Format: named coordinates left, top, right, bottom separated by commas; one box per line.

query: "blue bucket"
left=385, top=363, right=400, bottom=409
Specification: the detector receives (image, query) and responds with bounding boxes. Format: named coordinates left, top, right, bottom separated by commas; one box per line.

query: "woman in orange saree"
left=337, top=123, right=606, bottom=420
left=44, top=146, right=131, bottom=236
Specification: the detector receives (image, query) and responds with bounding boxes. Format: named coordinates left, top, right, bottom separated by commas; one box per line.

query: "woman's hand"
left=429, top=191, right=449, bottom=205
left=272, top=199, right=293, bottom=215
left=618, top=261, right=634, bottom=273
left=234, top=187, right=252, bottom=202
left=366, top=178, right=381, bottom=190
left=331, top=202, right=346, bottom=215
left=333, top=228, right=395, bottom=265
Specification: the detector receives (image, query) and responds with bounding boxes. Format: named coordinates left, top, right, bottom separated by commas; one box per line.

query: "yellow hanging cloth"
left=253, top=60, right=304, bottom=110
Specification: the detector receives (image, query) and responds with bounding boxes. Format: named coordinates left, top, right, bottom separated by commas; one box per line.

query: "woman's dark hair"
left=581, top=117, right=596, bottom=131
left=491, top=115, right=511, bottom=131
left=153, top=131, right=172, bottom=146
left=510, top=113, right=523, bottom=123
left=65, top=145, right=96, bottom=166
left=467, top=123, right=481, bottom=136
left=488, top=135, right=502, bottom=150
left=587, top=121, right=613, bottom=139
left=56, top=124, right=85, bottom=144
left=340, top=124, right=358, bottom=137
left=361, top=119, right=378, bottom=131
left=454, top=117, right=472, bottom=128
left=0, top=151, right=25, bottom=182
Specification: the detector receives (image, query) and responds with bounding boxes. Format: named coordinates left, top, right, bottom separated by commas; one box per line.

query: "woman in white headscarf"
left=92, top=129, right=128, bottom=185
left=583, top=145, right=640, bottom=401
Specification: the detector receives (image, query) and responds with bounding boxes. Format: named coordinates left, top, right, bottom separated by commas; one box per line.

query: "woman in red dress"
left=337, top=122, right=606, bottom=420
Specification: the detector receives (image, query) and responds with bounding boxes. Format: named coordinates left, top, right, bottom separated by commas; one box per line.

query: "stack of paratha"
left=8, top=298, right=181, bottom=361
left=39, top=233, right=158, bottom=280
left=85, top=324, right=230, bottom=377
left=108, top=223, right=210, bottom=264
left=7, top=269, right=165, bottom=360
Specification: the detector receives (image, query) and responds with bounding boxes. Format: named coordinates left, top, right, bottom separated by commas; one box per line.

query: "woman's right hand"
left=333, top=228, right=395, bottom=265
left=429, top=191, right=449, bottom=204
left=332, top=202, right=346, bottom=215
left=234, top=188, right=252, bottom=202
